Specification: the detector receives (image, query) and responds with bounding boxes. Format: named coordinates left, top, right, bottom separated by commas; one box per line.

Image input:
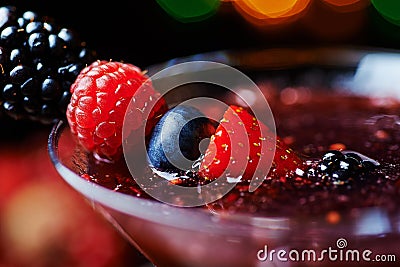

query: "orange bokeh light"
left=234, top=0, right=311, bottom=26
left=241, top=0, right=298, bottom=18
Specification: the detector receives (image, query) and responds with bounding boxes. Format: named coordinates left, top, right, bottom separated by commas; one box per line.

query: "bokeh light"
left=371, top=0, right=400, bottom=26
left=156, top=0, right=220, bottom=23
left=322, top=0, right=370, bottom=13
left=234, top=0, right=311, bottom=26
left=238, top=0, right=298, bottom=18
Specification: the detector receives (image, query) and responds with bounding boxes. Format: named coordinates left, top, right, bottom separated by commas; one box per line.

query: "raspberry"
left=66, top=60, right=167, bottom=159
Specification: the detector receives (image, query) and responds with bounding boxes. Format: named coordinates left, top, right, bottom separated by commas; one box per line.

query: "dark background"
left=1, top=1, right=400, bottom=266
left=4, top=0, right=400, bottom=68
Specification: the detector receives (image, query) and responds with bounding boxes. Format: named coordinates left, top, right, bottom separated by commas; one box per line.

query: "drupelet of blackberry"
left=0, top=5, right=97, bottom=124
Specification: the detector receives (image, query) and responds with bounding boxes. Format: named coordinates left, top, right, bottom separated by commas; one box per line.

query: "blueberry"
left=147, top=105, right=217, bottom=171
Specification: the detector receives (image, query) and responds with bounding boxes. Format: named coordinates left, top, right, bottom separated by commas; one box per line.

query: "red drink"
left=50, top=48, right=400, bottom=267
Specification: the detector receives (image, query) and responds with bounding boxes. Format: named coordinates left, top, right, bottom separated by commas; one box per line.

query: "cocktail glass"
left=48, top=47, right=400, bottom=267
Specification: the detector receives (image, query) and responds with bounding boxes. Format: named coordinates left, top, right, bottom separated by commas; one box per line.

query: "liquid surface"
left=75, top=87, right=400, bottom=219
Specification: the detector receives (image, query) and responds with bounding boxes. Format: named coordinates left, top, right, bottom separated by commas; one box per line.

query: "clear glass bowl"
left=48, top=47, right=400, bottom=267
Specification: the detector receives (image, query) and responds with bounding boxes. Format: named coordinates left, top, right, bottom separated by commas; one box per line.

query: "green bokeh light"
left=156, top=0, right=220, bottom=23
left=371, top=0, right=400, bottom=26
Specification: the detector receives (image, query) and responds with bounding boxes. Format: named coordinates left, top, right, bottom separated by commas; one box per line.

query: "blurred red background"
left=0, top=123, right=151, bottom=267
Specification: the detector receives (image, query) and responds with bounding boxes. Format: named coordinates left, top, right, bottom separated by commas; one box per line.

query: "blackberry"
left=306, top=150, right=379, bottom=185
left=0, top=6, right=97, bottom=124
